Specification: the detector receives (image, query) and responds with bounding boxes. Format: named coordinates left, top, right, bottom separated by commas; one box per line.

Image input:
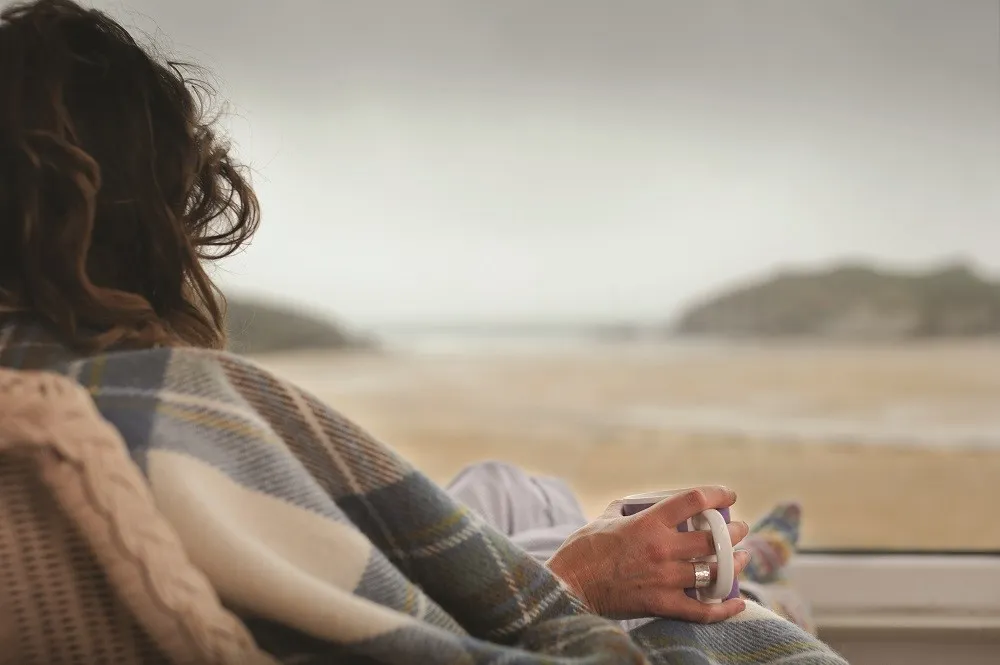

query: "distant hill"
left=225, top=298, right=374, bottom=354
left=673, top=262, right=1000, bottom=339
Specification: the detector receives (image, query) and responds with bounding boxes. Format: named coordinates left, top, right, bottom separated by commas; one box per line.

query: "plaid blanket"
left=0, top=319, right=848, bottom=665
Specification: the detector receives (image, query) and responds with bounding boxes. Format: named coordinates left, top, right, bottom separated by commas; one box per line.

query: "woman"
left=0, top=2, right=845, bottom=663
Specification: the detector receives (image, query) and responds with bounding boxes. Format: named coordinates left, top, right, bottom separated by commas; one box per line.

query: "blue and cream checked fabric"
left=0, top=318, right=847, bottom=665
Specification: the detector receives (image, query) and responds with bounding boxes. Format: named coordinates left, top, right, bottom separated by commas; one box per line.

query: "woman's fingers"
left=730, top=520, right=749, bottom=546
left=683, top=551, right=752, bottom=588
left=664, top=550, right=752, bottom=589
left=665, top=597, right=747, bottom=624
left=643, top=486, right=737, bottom=526
left=735, top=549, right=751, bottom=577
left=670, top=521, right=750, bottom=559
left=644, top=555, right=752, bottom=622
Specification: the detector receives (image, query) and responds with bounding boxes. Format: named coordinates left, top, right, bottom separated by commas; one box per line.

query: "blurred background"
left=90, top=0, right=999, bottom=554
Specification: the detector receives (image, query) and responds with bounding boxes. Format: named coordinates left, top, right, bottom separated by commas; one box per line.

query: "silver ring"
left=692, top=561, right=712, bottom=589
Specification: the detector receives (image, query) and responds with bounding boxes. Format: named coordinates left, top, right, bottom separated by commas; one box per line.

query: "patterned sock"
left=739, top=501, right=801, bottom=585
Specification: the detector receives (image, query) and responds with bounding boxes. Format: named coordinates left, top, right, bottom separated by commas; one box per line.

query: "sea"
left=361, top=329, right=1000, bottom=450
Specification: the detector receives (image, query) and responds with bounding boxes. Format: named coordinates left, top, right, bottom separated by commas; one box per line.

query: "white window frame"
left=789, top=553, right=1000, bottom=631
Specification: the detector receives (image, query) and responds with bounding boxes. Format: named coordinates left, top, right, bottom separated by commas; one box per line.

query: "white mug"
left=621, top=489, right=738, bottom=603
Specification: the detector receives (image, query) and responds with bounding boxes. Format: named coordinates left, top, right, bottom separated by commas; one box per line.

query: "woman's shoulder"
left=0, top=320, right=282, bottom=403
left=67, top=344, right=384, bottom=465
left=61, top=344, right=279, bottom=401
left=2, top=324, right=411, bottom=502
left=62, top=345, right=319, bottom=436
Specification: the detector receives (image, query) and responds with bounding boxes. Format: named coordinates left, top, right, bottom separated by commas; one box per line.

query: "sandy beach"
left=255, top=339, right=1000, bottom=551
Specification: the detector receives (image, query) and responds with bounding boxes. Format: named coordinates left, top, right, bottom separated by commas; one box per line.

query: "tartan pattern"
left=0, top=319, right=847, bottom=665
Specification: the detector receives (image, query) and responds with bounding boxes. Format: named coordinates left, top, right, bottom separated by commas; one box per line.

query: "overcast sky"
left=78, top=1, right=1000, bottom=326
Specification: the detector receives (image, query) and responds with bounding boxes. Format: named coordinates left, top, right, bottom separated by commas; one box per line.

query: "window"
left=128, top=0, right=1000, bottom=556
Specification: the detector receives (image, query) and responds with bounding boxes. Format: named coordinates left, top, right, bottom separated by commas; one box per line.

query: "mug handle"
left=692, top=508, right=734, bottom=601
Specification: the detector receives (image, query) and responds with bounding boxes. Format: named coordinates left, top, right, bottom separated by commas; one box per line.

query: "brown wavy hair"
left=0, top=0, right=259, bottom=351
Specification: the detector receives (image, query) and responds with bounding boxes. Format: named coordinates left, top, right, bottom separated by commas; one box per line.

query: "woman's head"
left=0, top=0, right=259, bottom=351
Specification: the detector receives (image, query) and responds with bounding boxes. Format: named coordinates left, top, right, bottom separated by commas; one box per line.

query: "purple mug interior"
left=622, top=500, right=740, bottom=601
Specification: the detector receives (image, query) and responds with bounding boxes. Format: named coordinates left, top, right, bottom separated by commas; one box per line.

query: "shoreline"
left=255, top=342, right=1000, bottom=551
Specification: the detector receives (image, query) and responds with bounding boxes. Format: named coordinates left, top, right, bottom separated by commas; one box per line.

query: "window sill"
left=788, top=553, right=1000, bottom=631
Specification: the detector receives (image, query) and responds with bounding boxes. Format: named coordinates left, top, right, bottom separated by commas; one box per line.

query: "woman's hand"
left=546, top=486, right=751, bottom=623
